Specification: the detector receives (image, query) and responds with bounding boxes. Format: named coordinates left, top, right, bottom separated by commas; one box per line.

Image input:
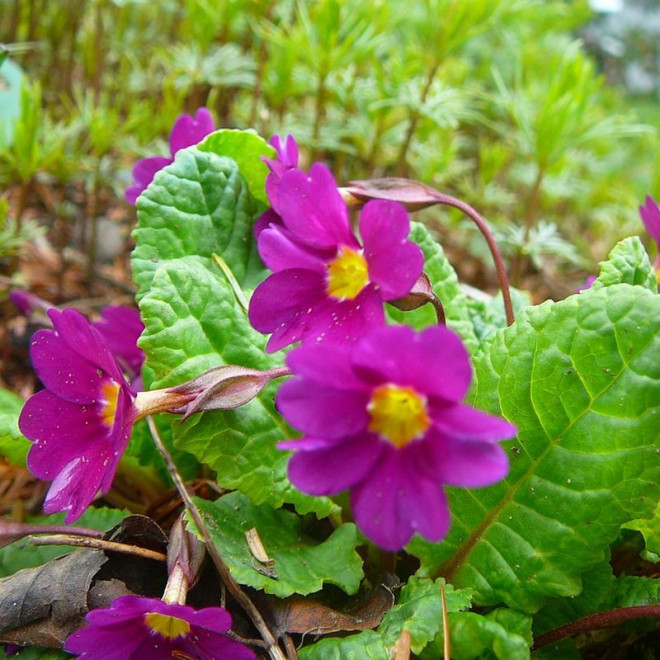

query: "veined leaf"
left=192, top=493, right=362, bottom=598
left=592, top=236, right=657, bottom=293
left=138, top=257, right=333, bottom=516
left=131, top=147, right=261, bottom=299
left=411, top=284, right=660, bottom=613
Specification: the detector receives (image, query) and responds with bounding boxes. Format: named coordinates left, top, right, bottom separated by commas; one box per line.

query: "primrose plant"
left=6, top=109, right=660, bottom=659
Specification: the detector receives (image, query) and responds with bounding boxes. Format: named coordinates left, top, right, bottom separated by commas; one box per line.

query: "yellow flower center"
left=326, top=246, right=369, bottom=300
left=100, top=380, right=120, bottom=428
left=367, top=384, right=430, bottom=448
left=144, top=612, right=191, bottom=639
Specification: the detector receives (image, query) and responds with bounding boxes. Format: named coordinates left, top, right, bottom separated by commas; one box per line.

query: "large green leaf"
left=193, top=493, right=362, bottom=598
left=131, top=147, right=261, bottom=299
left=411, top=284, right=660, bottom=613
left=138, top=257, right=333, bottom=516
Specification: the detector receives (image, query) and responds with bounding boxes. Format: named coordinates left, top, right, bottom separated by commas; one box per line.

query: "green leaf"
left=301, top=577, right=473, bottom=659
left=298, top=630, right=388, bottom=659
left=623, top=500, right=660, bottom=561
left=614, top=575, right=660, bottom=608
left=131, top=147, right=261, bottom=299
left=410, top=285, right=660, bottom=613
left=138, top=256, right=332, bottom=515
left=0, top=388, right=30, bottom=466
left=378, top=577, right=473, bottom=653
left=467, top=288, right=532, bottom=348
left=192, top=493, right=363, bottom=598
left=592, top=236, right=657, bottom=293
left=438, top=609, right=533, bottom=660
left=388, top=222, right=479, bottom=353
left=197, top=128, right=275, bottom=206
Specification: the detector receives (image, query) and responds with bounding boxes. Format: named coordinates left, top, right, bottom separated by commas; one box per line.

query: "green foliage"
left=0, top=388, right=30, bottom=466
left=411, top=284, right=660, bottom=613
left=592, top=235, right=658, bottom=292
left=0, top=56, right=23, bottom=147
left=193, top=493, right=362, bottom=598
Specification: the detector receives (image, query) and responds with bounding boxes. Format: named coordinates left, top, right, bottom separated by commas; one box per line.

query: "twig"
left=532, top=605, right=660, bottom=650
left=29, top=534, right=166, bottom=562
left=146, top=416, right=287, bottom=660
left=440, top=581, right=450, bottom=660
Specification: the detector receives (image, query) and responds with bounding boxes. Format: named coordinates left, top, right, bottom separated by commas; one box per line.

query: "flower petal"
left=277, top=164, right=359, bottom=249
left=424, top=428, right=510, bottom=488
left=353, top=325, right=472, bottom=401
left=285, top=341, right=365, bottom=390
left=350, top=446, right=451, bottom=550
left=429, top=402, right=518, bottom=443
left=169, top=107, right=215, bottom=155
left=276, top=378, right=370, bottom=439
left=640, top=195, right=660, bottom=244
left=286, top=434, right=383, bottom=496
left=125, top=156, right=172, bottom=204
left=258, top=223, right=330, bottom=274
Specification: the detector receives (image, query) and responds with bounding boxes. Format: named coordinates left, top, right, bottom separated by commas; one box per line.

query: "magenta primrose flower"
left=640, top=195, right=660, bottom=274
left=277, top=324, right=517, bottom=550
left=125, top=107, right=216, bottom=205
left=249, top=163, right=424, bottom=352
left=18, top=308, right=138, bottom=523
left=64, top=596, right=255, bottom=660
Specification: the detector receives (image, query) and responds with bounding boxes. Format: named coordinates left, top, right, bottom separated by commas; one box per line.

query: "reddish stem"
left=429, top=191, right=515, bottom=326
left=532, top=605, right=660, bottom=650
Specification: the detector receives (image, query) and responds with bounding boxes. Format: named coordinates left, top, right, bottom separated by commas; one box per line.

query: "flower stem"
left=532, top=605, right=660, bottom=650
left=145, top=416, right=287, bottom=660
left=429, top=191, right=515, bottom=326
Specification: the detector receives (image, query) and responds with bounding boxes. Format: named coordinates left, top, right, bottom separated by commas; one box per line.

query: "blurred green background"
left=0, top=0, right=658, bottom=299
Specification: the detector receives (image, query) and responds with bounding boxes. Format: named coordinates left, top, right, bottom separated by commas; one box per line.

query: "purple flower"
left=249, top=163, right=424, bottom=352
left=125, top=107, right=216, bottom=205
left=93, top=306, right=145, bottom=386
left=18, top=309, right=138, bottom=523
left=277, top=324, right=517, bottom=550
left=577, top=275, right=596, bottom=293
left=640, top=195, right=660, bottom=273
left=64, top=596, right=255, bottom=660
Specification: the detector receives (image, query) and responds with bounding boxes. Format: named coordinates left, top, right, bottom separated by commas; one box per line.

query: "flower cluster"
left=247, top=135, right=517, bottom=549
left=18, top=308, right=139, bottom=523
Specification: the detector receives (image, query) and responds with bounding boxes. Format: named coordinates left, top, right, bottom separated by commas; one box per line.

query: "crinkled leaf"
left=614, top=575, right=660, bottom=608
left=138, top=257, right=331, bottom=515
left=532, top=559, right=615, bottom=636
left=411, top=285, right=660, bottom=613
left=378, top=577, right=472, bottom=653
left=197, top=129, right=274, bottom=206
left=467, top=288, right=532, bottom=347
left=432, top=608, right=532, bottom=660
left=388, top=222, right=478, bottom=353
left=592, top=236, right=657, bottom=292
left=192, top=493, right=362, bottom=598
left=0, top=388, right=30, bottom=466
left=297, top=630, right=388, bottom=659
left=301, top=577, right=472, bottom=659
left=131, top=147, right=260, bottom=299
left=623, top=499, right=660, bottom=561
